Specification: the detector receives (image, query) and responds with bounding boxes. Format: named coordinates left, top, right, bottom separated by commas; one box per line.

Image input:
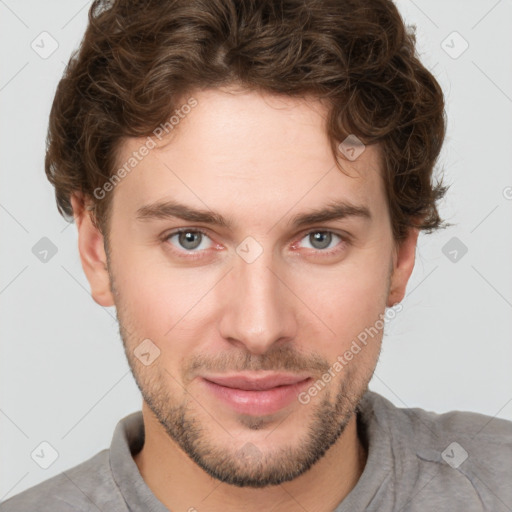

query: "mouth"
left=200, top=372, right=313, bottom=416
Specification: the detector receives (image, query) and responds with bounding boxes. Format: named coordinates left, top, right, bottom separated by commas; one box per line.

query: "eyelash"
left=162, top=227, right=348, bottom=260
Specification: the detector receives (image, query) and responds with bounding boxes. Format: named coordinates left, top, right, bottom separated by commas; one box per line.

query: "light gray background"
left=1, top=0, right=511, bottom=500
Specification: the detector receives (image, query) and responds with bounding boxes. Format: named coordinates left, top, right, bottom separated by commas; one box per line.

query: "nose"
left=218, top=246, right=297, bottom=355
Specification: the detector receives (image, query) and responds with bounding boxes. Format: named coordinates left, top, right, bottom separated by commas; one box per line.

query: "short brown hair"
left=45, top=0, right=448, bottom=242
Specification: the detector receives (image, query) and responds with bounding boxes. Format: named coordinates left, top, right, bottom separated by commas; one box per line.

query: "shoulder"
left=398, top=396, right=512, bottom=459
left=0, top=449, right=124, bottom=512
left=364, top=390, right=512, bottom=451
left=363, top=390, right=512, bottom=510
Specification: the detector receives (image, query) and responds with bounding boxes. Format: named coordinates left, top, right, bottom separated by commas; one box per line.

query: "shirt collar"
left=109, top=411, right=170, bottom=512
left=108, top=390, right=395, bottom=512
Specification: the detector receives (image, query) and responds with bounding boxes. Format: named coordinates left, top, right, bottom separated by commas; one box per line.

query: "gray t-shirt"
left=1, top=390, right=511, bottom=511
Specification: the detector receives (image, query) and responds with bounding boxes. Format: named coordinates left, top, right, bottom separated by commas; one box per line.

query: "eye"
left=295, top=230, right=346, bottom=254
left=162, top=228, right=347, bottom=259
left=165, top=228, right=213, bottom=252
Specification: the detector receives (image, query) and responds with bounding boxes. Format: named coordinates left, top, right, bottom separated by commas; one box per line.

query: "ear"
left=70, top=193, right=115, bottom=307
left=386, top=227, right=419, bottom=307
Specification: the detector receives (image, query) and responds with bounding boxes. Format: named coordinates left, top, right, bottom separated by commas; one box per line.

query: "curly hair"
left=45, top=0, right=447, bottom=242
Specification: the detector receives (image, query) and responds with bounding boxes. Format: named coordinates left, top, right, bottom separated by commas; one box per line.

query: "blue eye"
left=165, top=229, right=212, bottom=252
left=299, top=231, right=342, bottom=251
left=163, top=228, right=347, bottom=259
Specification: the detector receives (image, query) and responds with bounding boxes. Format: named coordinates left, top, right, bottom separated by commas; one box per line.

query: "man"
left=2, top=0, right=511, bottom=511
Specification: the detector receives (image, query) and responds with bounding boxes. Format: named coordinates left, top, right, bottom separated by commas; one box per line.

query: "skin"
left=71, top=86, right=418, bottom=512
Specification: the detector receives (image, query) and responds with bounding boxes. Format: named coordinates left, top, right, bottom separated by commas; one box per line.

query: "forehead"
left=111, top=88, right=385, bottom=225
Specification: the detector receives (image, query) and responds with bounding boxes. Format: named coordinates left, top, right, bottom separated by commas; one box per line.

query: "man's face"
left=83, top=87, right=413, bottom=487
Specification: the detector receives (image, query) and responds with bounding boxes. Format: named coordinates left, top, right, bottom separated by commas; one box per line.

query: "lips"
left=202, top=373, right=311, bottom=391
left=200, top=372, right=312, bottom=416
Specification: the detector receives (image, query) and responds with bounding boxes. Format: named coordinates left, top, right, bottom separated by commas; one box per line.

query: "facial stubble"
left=106, top=248, right=385, bottom=488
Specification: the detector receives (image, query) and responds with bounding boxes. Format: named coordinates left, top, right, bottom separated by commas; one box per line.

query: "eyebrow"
left=135, top=198, right=371, bottom=229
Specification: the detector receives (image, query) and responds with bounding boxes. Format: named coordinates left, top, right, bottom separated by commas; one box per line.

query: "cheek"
left=300, top=252, right=391, bottom=353
left=111, top=250, right=196, bottom=341
left=112, top=249, right=226, bottom=364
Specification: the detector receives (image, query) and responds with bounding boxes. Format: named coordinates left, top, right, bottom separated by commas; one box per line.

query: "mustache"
left=183, top=344, right=331, bottom=377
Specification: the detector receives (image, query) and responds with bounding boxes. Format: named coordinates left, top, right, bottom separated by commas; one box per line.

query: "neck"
left=134, top=402, right=367, bottom=512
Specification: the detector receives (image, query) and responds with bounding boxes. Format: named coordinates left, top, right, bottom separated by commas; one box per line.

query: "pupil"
left=180, top=231, right=201, bottom=250
left=312, top=232, right=331, bottom=249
